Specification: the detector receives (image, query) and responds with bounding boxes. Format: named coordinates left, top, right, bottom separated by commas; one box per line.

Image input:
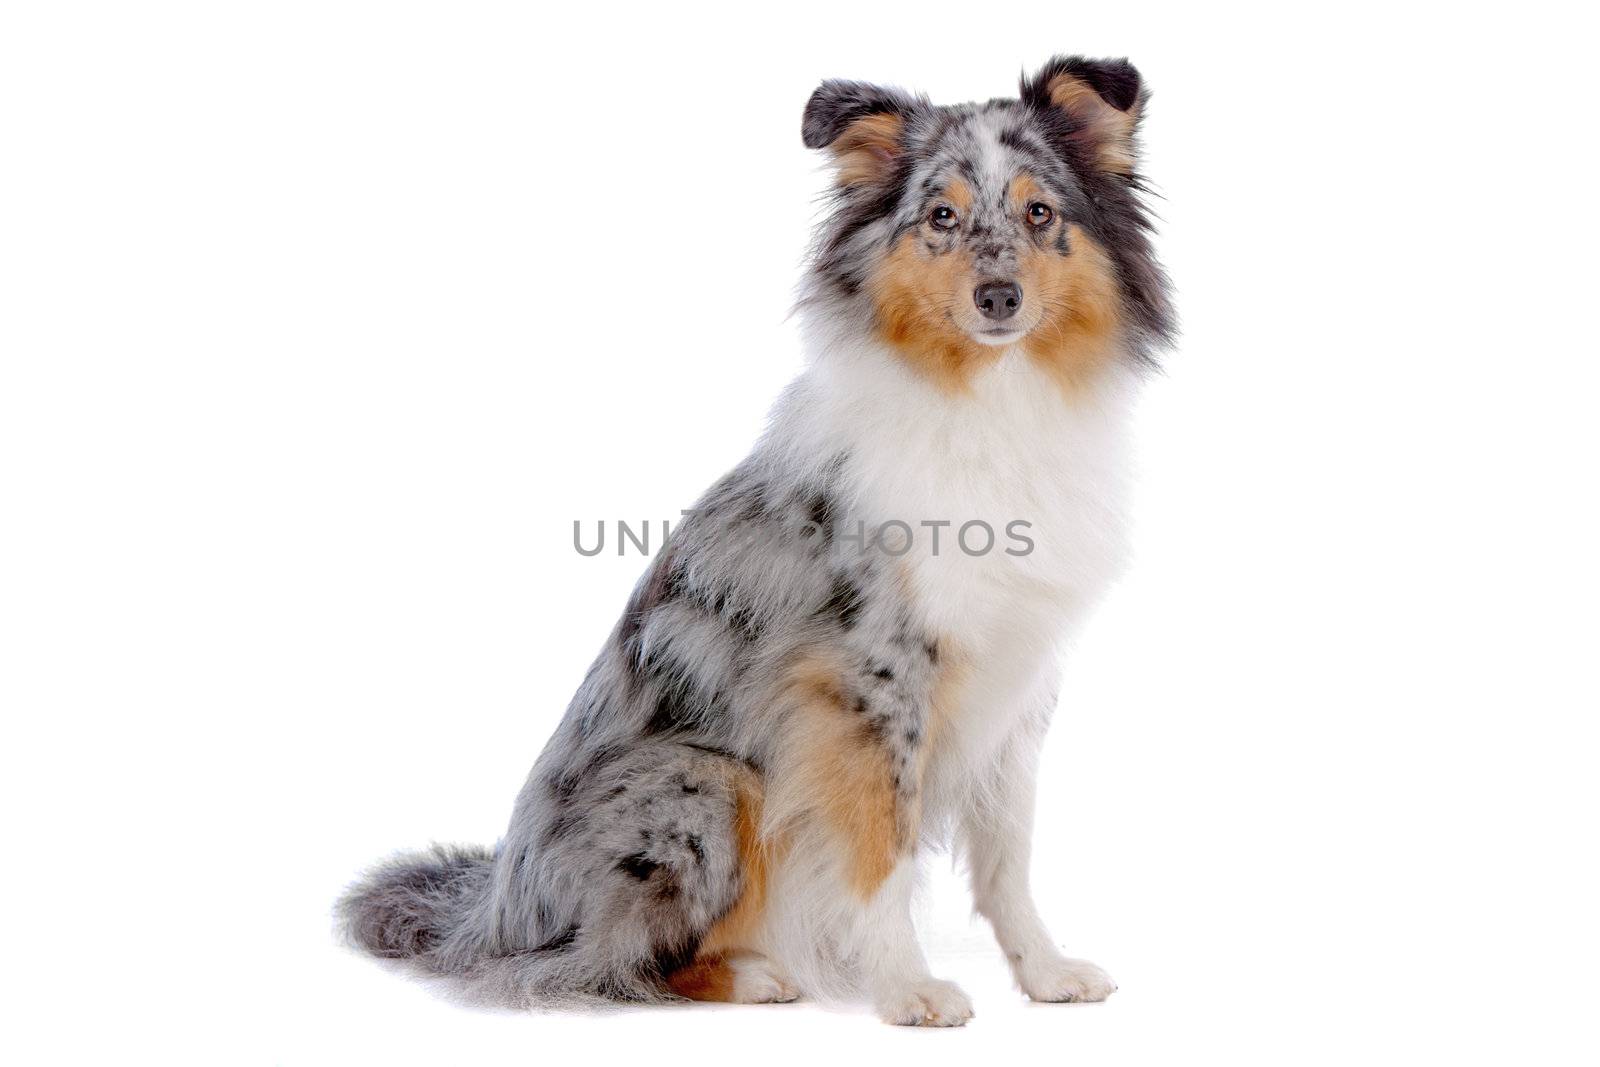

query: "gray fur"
left=338, top=456, right=941, bottom=1005
left=338, top=54, right=1169, bottom=1008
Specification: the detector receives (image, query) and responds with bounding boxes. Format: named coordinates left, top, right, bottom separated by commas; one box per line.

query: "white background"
left=3, top=2, right=1598, bottom=1064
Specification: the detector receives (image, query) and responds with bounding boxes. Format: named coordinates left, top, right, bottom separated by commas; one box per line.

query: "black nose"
left=974, top=281, right=1022, bottom=321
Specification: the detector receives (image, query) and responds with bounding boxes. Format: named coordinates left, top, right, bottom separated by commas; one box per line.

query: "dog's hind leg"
left=656, top=759, right=797, bottom=1004
left=496, top=739, right=788, bottom=1003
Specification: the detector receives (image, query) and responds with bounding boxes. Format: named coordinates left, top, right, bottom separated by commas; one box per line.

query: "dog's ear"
left=803, top=80, right=922, bottom=186
left=1022, top=56, right=1146, bottom=175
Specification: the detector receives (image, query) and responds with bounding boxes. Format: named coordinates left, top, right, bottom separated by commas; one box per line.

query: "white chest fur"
left=774, top=344, right=1140, bottom=809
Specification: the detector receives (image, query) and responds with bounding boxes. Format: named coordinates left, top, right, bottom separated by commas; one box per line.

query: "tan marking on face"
left=1008, top=174, right=1046, bottom=209
left=869, top=233, right=1001, bottom=392
left=698, top=769, right=774, bottom=956
left=1047, top=74, right=1138, bottom=174
left=830, top=112, right=904, bottom=186
left=1019, top=224, right=1124, bottom=394
left=664, top=954, right=736, bottom=1001
left=944, top=178, right=974, bottom=213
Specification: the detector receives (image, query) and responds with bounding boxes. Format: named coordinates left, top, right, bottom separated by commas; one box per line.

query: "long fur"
left=339, top=54, right=1174, bottom=1025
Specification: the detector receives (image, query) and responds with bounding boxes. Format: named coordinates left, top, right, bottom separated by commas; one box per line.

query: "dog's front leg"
left=765, top=648, right=973, bottom=1025
left=960, top=720, right=1118, bottom=1003
left=849, top=856, right=973, bottom=1026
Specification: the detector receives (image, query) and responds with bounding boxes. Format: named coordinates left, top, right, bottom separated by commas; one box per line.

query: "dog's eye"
left=1027, top=202, right=1054, bottom=227
left=930, top=206, right=959, bottom=231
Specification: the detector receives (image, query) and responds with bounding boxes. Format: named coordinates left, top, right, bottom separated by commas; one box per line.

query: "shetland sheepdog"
left=340, top=55, right=1174, bottom=1027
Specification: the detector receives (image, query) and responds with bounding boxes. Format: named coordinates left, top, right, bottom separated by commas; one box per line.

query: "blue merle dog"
left=339, top=55, right=1174, bottom=1026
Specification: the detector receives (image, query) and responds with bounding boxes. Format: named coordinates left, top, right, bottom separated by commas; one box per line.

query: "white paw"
left=875, top=977, right=974, bottom=1027
left=1018, top=955, right=1117, bottom=1003
left=729, top=955, right=799, bottom=1004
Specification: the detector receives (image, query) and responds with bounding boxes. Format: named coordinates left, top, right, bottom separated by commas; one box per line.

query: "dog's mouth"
left=971, top=326, right=1027, bottom=346
left=965, top=318, right=1043, bottom=347
left=946, top=303, right=1042, bottom=348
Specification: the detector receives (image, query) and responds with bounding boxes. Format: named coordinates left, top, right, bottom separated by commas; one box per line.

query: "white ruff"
left=769, top=334, right=1140, bottom=825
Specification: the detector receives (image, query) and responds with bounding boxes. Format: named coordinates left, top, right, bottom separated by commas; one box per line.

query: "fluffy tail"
left=336, top=843, right=494, bottom=964
left=337, top=843, right=642, bottom=1006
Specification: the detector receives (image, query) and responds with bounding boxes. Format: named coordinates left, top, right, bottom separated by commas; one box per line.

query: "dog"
left=339, top=55, right=1174, bottom=1027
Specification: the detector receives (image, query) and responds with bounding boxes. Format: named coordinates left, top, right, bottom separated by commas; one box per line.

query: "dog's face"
left=803, top=57, right=1173, bottom=390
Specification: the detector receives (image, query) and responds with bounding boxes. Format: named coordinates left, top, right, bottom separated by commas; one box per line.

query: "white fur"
left=759, top=332, right=1137, bottom=1016
left=972, top=328, right=1026, bottom=346
left=776, top=332, right=1136, bottom=811
left=727, top=953, right=799, bottom=1004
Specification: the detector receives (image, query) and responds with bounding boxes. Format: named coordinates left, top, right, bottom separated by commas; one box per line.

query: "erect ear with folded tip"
left=802, top=80, right=923, bottom=187
left=1022, top=56, right=1147, bottom=175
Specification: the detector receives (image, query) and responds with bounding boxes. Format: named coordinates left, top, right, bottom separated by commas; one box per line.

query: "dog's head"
left=802, top=57, right=1173, bottom=389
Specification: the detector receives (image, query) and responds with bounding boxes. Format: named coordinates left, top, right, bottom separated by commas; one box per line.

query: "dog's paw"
left=875, top=977, right=974, bottom=1027
left=1018, top=955, right=1117, bottom=1003
left=729, top=955, right=799, bottom=1004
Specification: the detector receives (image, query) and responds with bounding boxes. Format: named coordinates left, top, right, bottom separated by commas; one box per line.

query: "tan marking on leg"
left=665, top=954, right=735, bottom=1001
left=823, top=724, right=899, bottom=897
left=665, top=769, right=781, bottom=1000
left=920, top=636, right=968, bottom=774
left=759, top=653, right=904, bottom=899
left=699, top=771, right=773, bottom=956
left=796, top=654, right=899, bottom=897
left=763, top=643, right=982, bottom=901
